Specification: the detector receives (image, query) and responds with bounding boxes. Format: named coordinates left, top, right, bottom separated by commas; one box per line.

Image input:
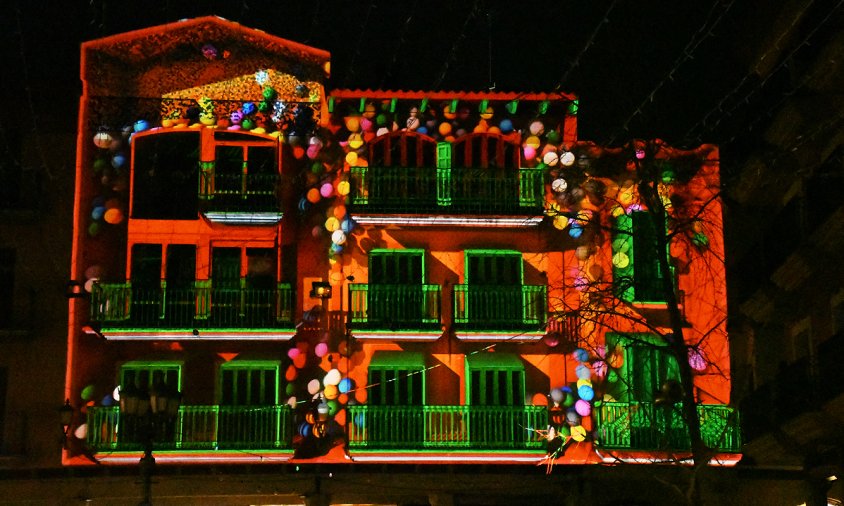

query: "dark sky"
left=0, top=0, right=840, bottom=157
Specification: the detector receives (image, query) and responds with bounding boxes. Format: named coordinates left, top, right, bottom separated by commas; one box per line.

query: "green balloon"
left=81, top=384, right=96, bottom=401
left=87, top=222, right=101, bottom=237
left=327, top=400, right=340, bottom=416
left=562, top=393, right=575, bottom=408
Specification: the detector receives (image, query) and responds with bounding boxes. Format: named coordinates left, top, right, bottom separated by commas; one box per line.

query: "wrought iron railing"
left=90, top=282, right=294, bottom=329
left=350, top=166, right=544, bottom=214
left=198, top=172, right=280, bottom=212
left=594, top=402, right=741, bottom=453
left=349, top=284, right=441, bottom=329
left=86, top=405, right=294, bottom=451
left=347, top=405, right=547, bottom=450
left=453, top=284, right=546, bottom=330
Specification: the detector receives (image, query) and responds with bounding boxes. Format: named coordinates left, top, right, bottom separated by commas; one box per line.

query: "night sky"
left=0, top=1, right=841, bottom=176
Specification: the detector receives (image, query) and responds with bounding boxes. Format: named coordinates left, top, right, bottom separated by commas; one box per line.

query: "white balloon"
left=323, top=368, right=342, bottom=386
left=74, top=423, right=88, bottom=440
left=560, top=151, right=576, bottom=167
left=307, top=379, right=321, bottom=395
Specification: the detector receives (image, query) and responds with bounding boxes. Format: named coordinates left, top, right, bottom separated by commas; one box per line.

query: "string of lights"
left=607, top=0, right=736, bottom=145
left=342, top=0, right=376, bottom=88
left=431, top=0, right=481, bottom=91
left=682, top=0, right=842, bottom=143
left=379, top=0, right=420, bottom=89
left=702, top=0, right=844, bottom=134
left=553, top=0, right=620, bottom=93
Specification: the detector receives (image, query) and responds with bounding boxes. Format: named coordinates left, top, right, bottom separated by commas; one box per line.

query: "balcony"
left=348, top=284, right=441, bottom=330
left=198, top=172, right=282, bottom=224
left=90, top=282, right=295, bottom=337
left=594, top=402, right=741, bottom=453
left=349, top=166, right=544, bottom=225
left=347, top=405, right=547, bottom=450
left=86, top=405, right=294, bottom=451
left=453, top=284, right=546, bottom=331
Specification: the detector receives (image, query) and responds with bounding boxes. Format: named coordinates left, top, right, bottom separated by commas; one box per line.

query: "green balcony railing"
left=91, top=282, right=294, bottom=329
left=347, top=405, right=547, bottom=450
left=86, top=404, right=294, bottom=451
left=453, top=284, right=546, bottom=330
left=594, top=402, right=741, bottom=453
left=349, top=283, right=441, bottom=329
left=198, top=172, right=280, bottom=212
left=350, top=166, right=544, bottom=214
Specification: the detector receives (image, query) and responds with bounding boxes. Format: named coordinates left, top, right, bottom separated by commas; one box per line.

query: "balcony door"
left=368, top=249, right=425, bottom=328
left=164, top=245, right=196, bottom=326
left=464, top=353, right=528, bottom=447
left=211, top=248, right=241, bottom=325
left=217, top=361, right=281, bottom=449
left=465, top=250, right=523, bottom=328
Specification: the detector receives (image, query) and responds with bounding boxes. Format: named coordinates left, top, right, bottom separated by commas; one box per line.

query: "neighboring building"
left=64, top=16, right=738, bottom=473
left=0, top=128, right=74, bottom=468
left=728, top=14, right=844, bottom=504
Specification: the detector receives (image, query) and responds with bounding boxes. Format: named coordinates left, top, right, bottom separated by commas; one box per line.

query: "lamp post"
left=120, top=382, right=182, bottom=506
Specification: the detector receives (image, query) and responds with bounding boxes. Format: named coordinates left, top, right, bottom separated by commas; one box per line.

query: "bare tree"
left=544, top=139, right=733, bottom=504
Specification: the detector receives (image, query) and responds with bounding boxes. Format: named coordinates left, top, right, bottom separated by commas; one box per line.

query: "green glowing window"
left=368, top=351, right=425, bottom=406
left=465, top=250, right=522, bottom=285
left=369, top=249, right=425, bottom=285
left=219, top=361, right=279, bottom=406
left=120, top=361, right=182, bottom=391
left=613, top=211, right=669, bottom=303
left=607, top=334, right=679, bottom=403
left=465, top=353, right=525, bottom=406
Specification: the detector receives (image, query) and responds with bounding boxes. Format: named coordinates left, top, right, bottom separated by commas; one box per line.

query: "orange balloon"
left=438, top=122, right=452, bottom=136
left=337, top=393, right=349, bottom=405
left=285, top=365, right=298, bottom=382
left=307, top=188, right=321, bottom=203
left=293, top=353, right=307, bottom=369
left=324, top=384, right=338, bottom=400
left=531, top=392, right=549, bottom=406
left=333, top=205, right=347, bottom=219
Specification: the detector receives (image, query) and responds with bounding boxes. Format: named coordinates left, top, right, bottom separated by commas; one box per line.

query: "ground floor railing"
left=86, top=405, right=294, bottom=451
left=594, top=402, right=741, bottom=452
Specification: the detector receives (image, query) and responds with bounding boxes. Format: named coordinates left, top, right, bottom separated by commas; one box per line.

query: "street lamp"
left=120, top=381, right=181, bottom=506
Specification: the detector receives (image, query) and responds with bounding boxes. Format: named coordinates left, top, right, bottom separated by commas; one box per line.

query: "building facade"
left=64, top=17, right=738, bottom=469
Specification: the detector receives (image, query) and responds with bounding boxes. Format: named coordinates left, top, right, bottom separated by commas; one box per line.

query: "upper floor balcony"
left=347, top=282, right=546, bottom=340
left=349, top=165, right=544, bottom=217
left=348, top=131, right=545, bottom=227
left=89, top=281, right=295, bottom=340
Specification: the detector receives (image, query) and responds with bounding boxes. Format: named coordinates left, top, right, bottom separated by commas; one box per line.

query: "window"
left=366, top=249, right=434, bottom=327
left=0, top=249, right=14, bottom=328
left=132, top=131, right=200, bottom=219
left=369, top=249, right=424, bottom=285
left=458, top=250, right=528, bottom=328
left=465, top=353, right=525, bottom=406
left=219, top=361, right=279, bottom=406
left=608, top=334, right=679, bottom=403
left=120, top=361, right=182, bottom=392
left=368, top=351, right=425, bottom=406
left=613, top=210, right=670, bottom=303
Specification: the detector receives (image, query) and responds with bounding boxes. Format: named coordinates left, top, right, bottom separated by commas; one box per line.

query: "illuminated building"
left=64, top=16, right=738, bottom=474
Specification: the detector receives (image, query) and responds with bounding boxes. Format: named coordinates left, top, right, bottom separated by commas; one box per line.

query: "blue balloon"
left=416, top=126, right=428, bottom=135
left=91, top=206, right=106, bottom=220
left=578, top=385, right=594, bottom=401
left=573, top=348, right=589, bottom=362
left=499, top=118, right=514, bottom=133
left=338, top=377, right=354, bottom=394
left=133, top=119, right=150, bottom=132
left=330, top=243, right=344, bottom=253
left=341, top=217, right=356, bottom=233
left=569, top=227, right=583, bottom=238
left=353, top=413, right=366, bottom=428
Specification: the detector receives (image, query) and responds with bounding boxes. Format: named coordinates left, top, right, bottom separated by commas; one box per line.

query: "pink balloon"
left=306, top=144, right=320, bottom=159
left=315, top=342, right=328, bottom=358
left=287, top=348, right=300, bottom=359
left=593, top=360, right=608, bottom=378
left=523, top=146, right=536, bottom=160
left=360, top=118, right=373, bottom=131
left=575, top=399, right=592, bottom=417
left=320, top=183, right=334, bottom=198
